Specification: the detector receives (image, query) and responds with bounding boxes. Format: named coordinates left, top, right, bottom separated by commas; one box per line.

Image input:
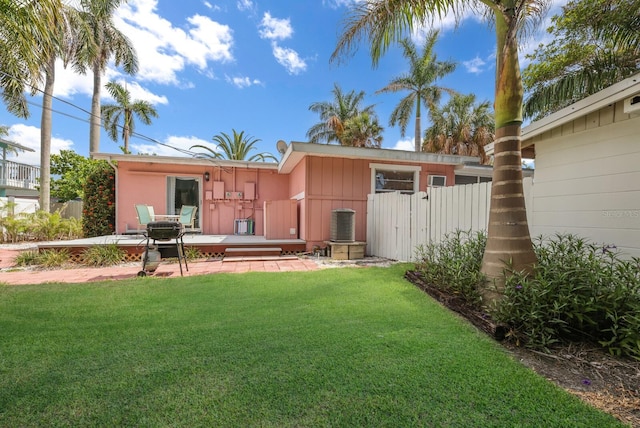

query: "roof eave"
left=91, top=152, right=280, bottom=170
left=278, top=142, right=478, bottom=174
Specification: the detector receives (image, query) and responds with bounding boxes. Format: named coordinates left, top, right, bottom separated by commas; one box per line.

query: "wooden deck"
left=37, top=234, right=307, bottom=262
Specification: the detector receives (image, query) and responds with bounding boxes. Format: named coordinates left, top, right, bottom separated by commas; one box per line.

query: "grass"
left=0, top=265, right=623, bottom=427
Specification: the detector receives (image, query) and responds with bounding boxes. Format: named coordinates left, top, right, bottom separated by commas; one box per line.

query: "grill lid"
left=146, top=221, right=184, bottom=239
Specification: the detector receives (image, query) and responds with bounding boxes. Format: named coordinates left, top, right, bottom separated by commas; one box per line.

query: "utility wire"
left=0, top=69, right=213, bottom=159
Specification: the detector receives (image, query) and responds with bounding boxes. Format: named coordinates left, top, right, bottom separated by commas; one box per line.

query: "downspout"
left=104, top=156, right=119, bottom=234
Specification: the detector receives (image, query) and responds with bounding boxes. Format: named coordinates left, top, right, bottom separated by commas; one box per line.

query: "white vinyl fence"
left=366, top=179, right=533, bottom=261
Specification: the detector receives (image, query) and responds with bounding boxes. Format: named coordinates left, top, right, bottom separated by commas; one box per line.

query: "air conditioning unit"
left=330, top=209, right=355, bottom=242
left=623, top=94, right=640, bottom=114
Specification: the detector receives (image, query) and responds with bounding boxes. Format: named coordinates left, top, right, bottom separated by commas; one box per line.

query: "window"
left=370, top=163, right=420, bottom=194
left=167, top=176, right=201, bottom=228
left=454, top=175, right=492, bottom=185
left=429, top=175, right=446, bottom=187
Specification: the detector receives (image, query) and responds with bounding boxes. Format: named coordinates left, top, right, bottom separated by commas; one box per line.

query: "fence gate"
left=367, top=182, right=498, bottom=262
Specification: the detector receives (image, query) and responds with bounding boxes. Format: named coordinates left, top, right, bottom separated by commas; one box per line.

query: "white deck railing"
left=0, top=160, right=40, bottom=190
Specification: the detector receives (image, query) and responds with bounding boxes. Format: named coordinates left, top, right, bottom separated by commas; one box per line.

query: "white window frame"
left=369, top=163, right=420, bottom=194
left=428, top=175, right=447, bottom=187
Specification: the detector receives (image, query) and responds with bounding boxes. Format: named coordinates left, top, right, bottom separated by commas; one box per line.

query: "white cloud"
left=388, top=138, right=415, bottom=152
left=225, top=75, right=263, bottom=88
left=322, top=0, right=365, bottom=8
left=272, top=43, right=307, bottom=75
left=115, top=0, right=233, bottom=85
left=5, top=124, right=74, bottom=166
left=236, top=0, right=255, bottom=13
left=463, top=56, right=487, bottom=74
left=103, top=79, right=169, bottom=105
left=131, top=135, right=214, bottom=157
left=203, top=1, right=220, bottom=11
left=259, top=12, right=293, bottom=41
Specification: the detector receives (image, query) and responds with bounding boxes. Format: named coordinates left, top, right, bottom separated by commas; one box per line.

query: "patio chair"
left=135, top=204, right=155, bottom=229
left=178, top=205, right=198, bottom=232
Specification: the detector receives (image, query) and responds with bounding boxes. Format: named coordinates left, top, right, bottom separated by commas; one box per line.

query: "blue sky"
left=2, top=0, right=566, bottom=166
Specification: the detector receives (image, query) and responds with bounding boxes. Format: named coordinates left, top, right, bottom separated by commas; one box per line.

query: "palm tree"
left=0, top=0, right=61, bottom=118
left=191, top=129, right=278, bottom=162
left=306, top=83, right=377, bottom=145
left=341, top=112, right=384, bottom=148
left=0, top=0, right=72, bottom=212
left=72, top=0, right=138, bottom=156
left=424, top=94, right=494, bottom=164
left=38, top=4, right=79, bottom=213
left=377, top=32, right=456, bottom=152
left=101, top=80, right=158, bottom=154
left=331, top=0, right=546, bottom=300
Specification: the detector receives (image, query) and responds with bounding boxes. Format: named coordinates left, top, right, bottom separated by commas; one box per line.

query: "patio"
left=34, top=234, right=308, bottom=262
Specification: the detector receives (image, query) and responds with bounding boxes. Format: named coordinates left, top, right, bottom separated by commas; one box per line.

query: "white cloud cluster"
left=236, top=0, right=256, bottom=13
left=131, top=135, right=215, bottom=157
left=5, top=124, right=74, bottom=166
left=389, top=138, right=415, bottom=152
left=463, top=56, right=487, bottom=74
left=258, top=12, right=307, bottom=75
left=258, top=12, right=293, bottom=40
left=116, top=0, right=234, bottom=83
left=225, top=75, right=263, bottom=89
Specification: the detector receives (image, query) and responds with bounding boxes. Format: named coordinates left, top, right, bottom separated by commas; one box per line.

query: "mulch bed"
left=405, top=270, right=640, bottom=427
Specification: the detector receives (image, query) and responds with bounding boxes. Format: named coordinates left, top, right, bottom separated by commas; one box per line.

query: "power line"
left=0, top=69, right=208, bottom=158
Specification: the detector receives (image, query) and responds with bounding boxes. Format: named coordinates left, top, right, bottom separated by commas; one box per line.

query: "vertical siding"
left=264, top=200, right=298, bottom=239
left=367, top=182, right=499, bottom=261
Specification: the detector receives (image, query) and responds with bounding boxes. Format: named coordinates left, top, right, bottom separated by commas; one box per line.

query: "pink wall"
left=297, top=157, right=459, bottom=250
left=114, top=156, right=459, bottom=249
left=115, top=161, right=288, bottom=235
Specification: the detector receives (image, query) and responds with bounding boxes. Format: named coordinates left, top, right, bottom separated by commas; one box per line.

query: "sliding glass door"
left=166, top=176, right=200, bottom=228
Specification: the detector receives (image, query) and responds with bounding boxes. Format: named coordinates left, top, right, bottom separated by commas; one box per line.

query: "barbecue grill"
left=138, top=221, right=188, bottom=277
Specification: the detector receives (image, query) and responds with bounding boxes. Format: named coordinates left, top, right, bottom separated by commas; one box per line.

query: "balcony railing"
left=0, top=160, right=40, bottom=190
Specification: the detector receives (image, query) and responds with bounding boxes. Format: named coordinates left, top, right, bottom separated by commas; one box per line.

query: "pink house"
left=94, top=143, right=480, bottom=253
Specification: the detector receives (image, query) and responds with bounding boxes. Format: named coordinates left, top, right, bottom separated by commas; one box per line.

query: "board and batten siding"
left=526, top=103, right=640, bottom=258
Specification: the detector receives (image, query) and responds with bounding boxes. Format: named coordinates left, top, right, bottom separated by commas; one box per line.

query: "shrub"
left=491, top=234, right=640, bottom=360
left=184, top=246, right=203, bottom=261
left=14, top=250, right=42, bottom=266
left=414, top=230, right=487, bottom=305
left=83, top=161, right=116, bottom=238
left=38, top=249, right=71, bottom=268
left=82, top=244, right=126, bottom=267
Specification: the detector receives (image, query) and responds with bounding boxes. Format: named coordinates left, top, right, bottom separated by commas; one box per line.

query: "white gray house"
left=520, top=72, right=640, bottom=258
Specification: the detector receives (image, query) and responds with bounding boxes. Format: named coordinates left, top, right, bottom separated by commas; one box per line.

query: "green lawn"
left=0, top=265, right=623, bottom=427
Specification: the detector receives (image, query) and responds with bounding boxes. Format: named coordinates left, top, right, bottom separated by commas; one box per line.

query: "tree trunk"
left=480, top=8, right=537, bottom=303
left=39, top=57, right=55, bottom=213
left=414, top=96, right=422, bottom=152
left=89, top=60, right=102, bottom=157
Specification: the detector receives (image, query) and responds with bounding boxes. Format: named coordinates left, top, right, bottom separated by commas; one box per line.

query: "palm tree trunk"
left=123, top=110, right=130, bottom=154
left=480, top=11, right=537, bottom=302
left=39, top=56, right=55, bottom=213
left=414, top=97, right=422, bottom=152
left=89, top=60, right=102, bottom=157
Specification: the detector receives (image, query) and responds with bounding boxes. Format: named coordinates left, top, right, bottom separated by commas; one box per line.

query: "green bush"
left=14, top=250, right=42, bottom=266
left=414, top=230, right=487, bottom=305
left=184, top=246, right=203, bottom=261
left=38, top=249, right=72, bottom=268
left=83, top=161, right=115, bottom=237
left=81, top=243, right=126, bottom=267
left=491, top=234, right=640, bottom=360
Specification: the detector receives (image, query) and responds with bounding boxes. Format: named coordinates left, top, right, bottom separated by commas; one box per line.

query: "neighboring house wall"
left=527, top=103, right=640, bottom=258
